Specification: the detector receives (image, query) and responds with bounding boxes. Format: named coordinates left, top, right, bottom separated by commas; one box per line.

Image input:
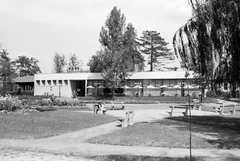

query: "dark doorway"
left=76, top=80, right=85, bottom=96
left=70, top=80, right=85, bottom=97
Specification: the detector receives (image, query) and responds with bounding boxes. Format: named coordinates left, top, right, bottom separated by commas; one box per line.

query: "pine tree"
left=139, top=30, right=170, bottom=71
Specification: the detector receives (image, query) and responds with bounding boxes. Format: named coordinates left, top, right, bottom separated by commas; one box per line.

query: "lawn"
left=0, top=109, right=116, bottom=139
left=87, top=119, right=215, bottom=149
left=88, top=155, right=240, bottom=161
left=87, top=116, right=240, bottom=149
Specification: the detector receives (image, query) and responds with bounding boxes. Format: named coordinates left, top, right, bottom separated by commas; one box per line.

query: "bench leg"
left=198, top=104, right=202, bottom=111
left=128, top=111, right=135, bottom=126
left=231, top=104, right=236, bottom=114
left=122, top=112, right=130, bottom=128
left=183, top=108, right=188, bottom=116
left=168, top=106, right=174, bottom=117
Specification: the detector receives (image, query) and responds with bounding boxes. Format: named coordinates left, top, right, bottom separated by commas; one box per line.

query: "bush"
left=42, top=93, right=57, bottom=103
left=0, top=94, right=23, bottom=111
left=35, top=106, right=57, bottom=112
left=220, top=91, right=231, bottom=99
left=206, top=90, right=218, bottom=98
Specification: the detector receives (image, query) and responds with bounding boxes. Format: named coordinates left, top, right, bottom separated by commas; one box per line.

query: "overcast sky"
left=0, top=0, right=192, bottom=73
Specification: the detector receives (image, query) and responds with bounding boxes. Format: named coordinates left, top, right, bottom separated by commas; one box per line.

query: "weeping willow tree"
left=173, top=0, right=240, bottom=98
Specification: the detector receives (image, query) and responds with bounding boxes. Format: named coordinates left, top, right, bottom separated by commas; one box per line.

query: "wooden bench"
left=93, top=104, right=107, bottom=114
left=111, top=101, right=125, bottom=110
left=118, top=110, right=135, bottom=127
left=213, top=102, right=237, bottom=115
left=192, top=99, right=202, bottom=111
left=168, top=105, right=192, bottom=117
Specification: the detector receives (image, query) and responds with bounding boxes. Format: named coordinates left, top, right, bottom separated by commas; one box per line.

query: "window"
left=163, top=80, right=169, bottom=86
left=129, top=80, right=135, bottom=87
left=36, top=80, right=40, bottom=86
left=64, top=80, right=68, bottom=85
left=143, top=79, right=149, bottom=87
left=150, top=80, right=156, bottom=86
left=47, top=80, right=51, bottom=86
left=53, top=80, right=57, bottom=86
left=58, top=80, right=62, bottom=85
left=41, top=80, right=45, bottom=86
left=87, top=80, right=93, bottom=86
left=93, top=80, right=100, bottom=87
left=156, top=80, right=161, bottom=87
left=169, top=80, right=176, bottom=87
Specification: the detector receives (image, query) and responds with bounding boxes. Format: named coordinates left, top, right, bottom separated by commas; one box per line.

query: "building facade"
left=34, top=71, right=201, bottom=97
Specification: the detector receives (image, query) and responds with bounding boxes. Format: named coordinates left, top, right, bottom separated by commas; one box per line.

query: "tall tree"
left=173, top=0, right=240, bottom=97
left=139, top=30, right=171, bottom=71
left=13, top=55, right=41, bottom=76
left=99, top=6, right=131, bottom=94
left=0, top=49, right=16, bottom=95
left=53, top=53, right=66, bottom=73
left=123, top=23, right=145, bottom=71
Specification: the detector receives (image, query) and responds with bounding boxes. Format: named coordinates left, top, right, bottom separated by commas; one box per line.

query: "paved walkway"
left=1, top=104, right=240, bottom=160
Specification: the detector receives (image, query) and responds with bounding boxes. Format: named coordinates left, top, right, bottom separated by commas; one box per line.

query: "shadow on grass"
left=88, top=155, right=240, bottom=161
left=152, top=116, right=240, bottom=149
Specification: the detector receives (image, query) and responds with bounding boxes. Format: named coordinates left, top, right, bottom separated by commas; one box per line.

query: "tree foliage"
left=99, top=6, right=128, bottom=90
left=13, top=55, right=41, bottom=77
left=139, top=30, right=171, bottom=71
left=89, top=6, right=144, bottom=94
left=173, top=0, right=240, bottom=96
left=123, top=23, right=145, bottom=71
left=0, top=49, right=16, bottom=95
left=68, top=53, right=83, bottom=68
left=53, top=53, right=66, bottom=73
left=88, top=50, right=105, bottom=72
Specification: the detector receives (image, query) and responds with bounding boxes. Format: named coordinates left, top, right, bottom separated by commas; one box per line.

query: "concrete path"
left=1, top=104, right=240, bottom=160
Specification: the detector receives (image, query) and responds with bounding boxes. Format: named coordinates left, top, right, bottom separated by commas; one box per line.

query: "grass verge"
left=88, top=155, right=240, bottom=161
left=87, top=119, right=215, bottom=149
left=0, top=109, right=116, bottom=139
left=87, top=116, right=240, bottom=149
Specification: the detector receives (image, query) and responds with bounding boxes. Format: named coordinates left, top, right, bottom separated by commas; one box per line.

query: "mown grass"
left=88, top=155, right=240, bottom=161
left=0, top=109, right=116, bottom=139
left=87, top=115, right=240, bottom=149
left=87, top=119, right=215, bottom=149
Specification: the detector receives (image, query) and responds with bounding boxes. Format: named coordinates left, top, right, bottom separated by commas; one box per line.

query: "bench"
left=118, top=110, right=135, bottom=127
left=192, top=99, right=202, bottom=111
left=111, top=101, right=125, bottom=110
left=168, top=105, right=192, bottom=117
left=93, top=104, right=107, bottom=114
left=213, top=102, right=237, bottom=115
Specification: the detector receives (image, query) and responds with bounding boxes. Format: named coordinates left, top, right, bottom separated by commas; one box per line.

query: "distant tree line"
left=52, top=53, right=84, bottom=73
left=0, top=48, right=41, bottom=95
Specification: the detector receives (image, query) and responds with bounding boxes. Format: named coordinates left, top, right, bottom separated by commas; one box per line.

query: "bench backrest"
left=128, top=110, right=135, bottom=126
left=122, top=111, right=131, bottom=128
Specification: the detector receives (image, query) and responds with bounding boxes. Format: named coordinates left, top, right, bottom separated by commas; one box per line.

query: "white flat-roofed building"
left=34, top=71, right=200, bottom=97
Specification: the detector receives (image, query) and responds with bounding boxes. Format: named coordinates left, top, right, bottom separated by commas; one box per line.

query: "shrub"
left=35, top=106, right=57, bottom=112
left=72, top=91, right=78, bottom=99
left=42, top=93, right=57, bottom=103
left=206, top=90, right=218, bottom=98
left=0, top=94, right=23, bottom=111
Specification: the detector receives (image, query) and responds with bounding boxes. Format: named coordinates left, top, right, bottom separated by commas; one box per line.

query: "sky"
left=0, top=0, right=192, bottom=73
